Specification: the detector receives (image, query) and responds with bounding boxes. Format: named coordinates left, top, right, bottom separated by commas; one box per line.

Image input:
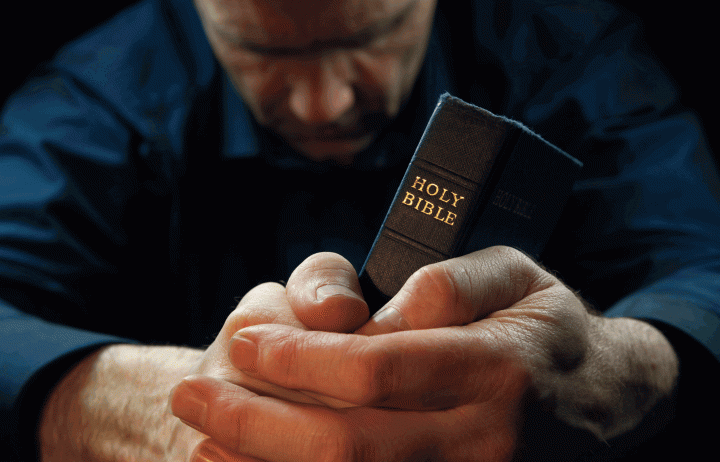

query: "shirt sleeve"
left=0, top=303, right=126, bottom=461
left=502, top=2, right=720, bottom=362
left=500, top=3, right=720, bottom=456
left=0, top=70, right=141, bottom=459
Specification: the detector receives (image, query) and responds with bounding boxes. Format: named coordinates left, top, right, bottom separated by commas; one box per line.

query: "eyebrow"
left=216, top=0, right=419, bottom=57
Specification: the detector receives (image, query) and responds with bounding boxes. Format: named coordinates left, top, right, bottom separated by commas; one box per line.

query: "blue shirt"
left=2, top=0, right=720, bottom=458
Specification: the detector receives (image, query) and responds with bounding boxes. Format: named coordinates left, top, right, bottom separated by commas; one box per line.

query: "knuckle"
left=404, top=258, right=477, bottom=324
left=224, top=309, right=253, bottom=332
left=487, top=245, right=532, bottom=274
left=269, top=329, right=305, bottom=388
left=415, top=263, right=457, bottom=293
left=484, top=245, right=555, bottom=298
left=348, top=341, right=396, bottom=405
left=293, top=414, right=365, bottom=462
left=313, top=425, right=357, bottom=462
left=213, top=390, right=256, bottom=451
left=223, top=309, right=255, bottom=335
left=225, top=282, right=305, bottom=334
left=407, top=263, right=459, bottom=309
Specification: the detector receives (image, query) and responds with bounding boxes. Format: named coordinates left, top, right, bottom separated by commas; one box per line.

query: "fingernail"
left=370, top=307, right=412, bottom=333
left=172, top=379, right=208, bottom=432
left=316, top=283, right=358, bottom=301
left=230, top=333, right=258, bottom=373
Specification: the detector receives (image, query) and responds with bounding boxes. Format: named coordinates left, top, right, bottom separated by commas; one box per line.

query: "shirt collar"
left=222, top=74, right=260, bottom=159
left=165, top=0, right=216, bottom=88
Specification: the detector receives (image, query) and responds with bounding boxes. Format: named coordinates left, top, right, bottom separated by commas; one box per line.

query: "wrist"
left=38, top=344, right=202, bottom=462
left=594, top=316, right=679, bottom=405
left=568, top=315, right=679, bottom=439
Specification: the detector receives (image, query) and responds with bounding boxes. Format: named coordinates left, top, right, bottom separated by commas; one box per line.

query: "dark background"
left=0, top=3, right=717, bottom=459
left=1, top=1, right=716, bottom=159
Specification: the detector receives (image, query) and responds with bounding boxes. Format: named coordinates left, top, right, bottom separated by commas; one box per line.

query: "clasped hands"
left=168, top=246, right=677, bottom=462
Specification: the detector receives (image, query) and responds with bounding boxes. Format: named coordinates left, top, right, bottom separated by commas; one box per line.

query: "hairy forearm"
left=38, top=344, right=203, bottom=462
left=551, top=315, right=679, bottom=441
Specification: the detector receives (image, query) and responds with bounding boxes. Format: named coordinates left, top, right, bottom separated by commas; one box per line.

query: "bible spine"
left=358, top=93, right=582, bottom=312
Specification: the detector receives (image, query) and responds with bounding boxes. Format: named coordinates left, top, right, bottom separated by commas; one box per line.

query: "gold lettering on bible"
left=401, top=176, right=465, bottom=225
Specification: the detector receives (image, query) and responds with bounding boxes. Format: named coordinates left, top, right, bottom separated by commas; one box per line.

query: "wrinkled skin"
left=169, top=247, right=677, bottom=461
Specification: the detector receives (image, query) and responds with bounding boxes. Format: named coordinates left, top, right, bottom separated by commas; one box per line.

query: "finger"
left=218, top=282, right=353, bottom=407
left=209, top=282, right=323, bottom=404
left=229, top=323, right=529, bottom=410
left=286, top=252, right=369, bottom=333
left=171, top=375, right=437, bottom=462
left=357, top=246, right=557, bottom=335
left=191, top=439, right=268, bottom=462
left=223, top=282, right=304, bottom=341
left=170, top=375, right=311, bottom=460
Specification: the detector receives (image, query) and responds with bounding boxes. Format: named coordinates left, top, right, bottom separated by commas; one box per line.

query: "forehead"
left=200, top=0, right=414, bottom=45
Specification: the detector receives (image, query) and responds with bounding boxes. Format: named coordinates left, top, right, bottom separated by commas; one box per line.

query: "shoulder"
left=41, top=0, right=216, bottom=144
left=439, top=1, right=647, bottom=120
left=471, top=0, right=623, bottom=54
left=465, top=1, right=677, bottom=134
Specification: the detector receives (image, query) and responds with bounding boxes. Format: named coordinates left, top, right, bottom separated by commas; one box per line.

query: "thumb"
left=286, top=252, right=369, bottom=332
left=358, top=246, right=556, bottom=335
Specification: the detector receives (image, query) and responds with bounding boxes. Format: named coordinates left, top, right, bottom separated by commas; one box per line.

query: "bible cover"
left=358, top=93, right=582, bottom=312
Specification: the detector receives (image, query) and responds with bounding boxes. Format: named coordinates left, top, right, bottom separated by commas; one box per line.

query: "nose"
left=287, top=54, right=355, bottom=124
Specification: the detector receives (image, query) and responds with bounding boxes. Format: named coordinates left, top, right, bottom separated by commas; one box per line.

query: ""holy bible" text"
left=401, top=176, right=466, bottom=225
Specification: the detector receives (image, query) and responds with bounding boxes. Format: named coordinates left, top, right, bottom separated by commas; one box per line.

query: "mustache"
left=262, top=91, right=393, bottom=139
left=282, top=111, right=393, bottom=140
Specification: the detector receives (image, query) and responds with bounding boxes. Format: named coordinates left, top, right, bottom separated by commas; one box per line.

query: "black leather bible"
left=358, top=93, right=583, bottom=312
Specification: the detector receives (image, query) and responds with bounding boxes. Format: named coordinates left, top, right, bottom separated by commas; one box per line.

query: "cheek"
left=223, top=60, right=287, bottom=123
left=353, top=46, right=425, bottom=116
left=208, top=38, right=286, bottom=121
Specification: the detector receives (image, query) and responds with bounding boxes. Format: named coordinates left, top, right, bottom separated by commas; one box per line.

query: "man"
left=1, top=0, right=719, bottom=461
